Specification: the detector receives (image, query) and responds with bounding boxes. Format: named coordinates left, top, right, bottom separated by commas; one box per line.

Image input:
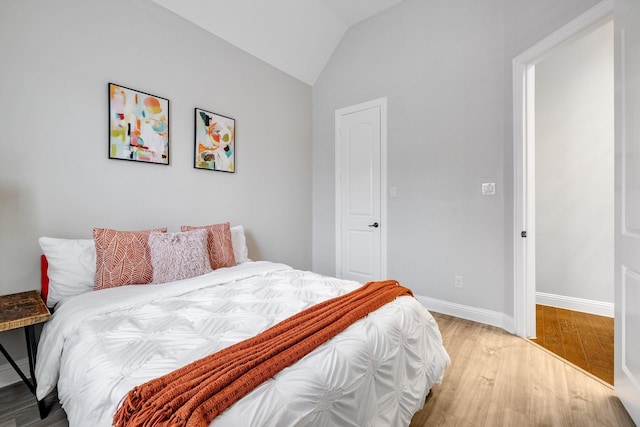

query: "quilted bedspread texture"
left=36, top=262, right=449, bottom=427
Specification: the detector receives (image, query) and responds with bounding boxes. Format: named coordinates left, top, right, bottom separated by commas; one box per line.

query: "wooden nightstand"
left=0, top=290, right=51, bottom=418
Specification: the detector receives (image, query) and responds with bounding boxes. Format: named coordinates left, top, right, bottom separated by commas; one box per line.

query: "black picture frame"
left=108, top=83, right=170, bottom=165
left=194, top=108, right=235, bottom=173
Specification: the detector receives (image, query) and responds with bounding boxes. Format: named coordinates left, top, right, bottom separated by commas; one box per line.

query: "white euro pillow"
left=230, top=225, right=249, bottom=263
left=38, top=237, right=96, bottom=308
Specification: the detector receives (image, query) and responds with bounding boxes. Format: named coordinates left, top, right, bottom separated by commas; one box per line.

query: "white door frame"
left=512, top=0, right=613, bottom=338
left=335, top=97, right=388, bottom=280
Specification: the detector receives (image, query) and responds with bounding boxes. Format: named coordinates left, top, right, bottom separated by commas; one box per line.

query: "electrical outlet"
left=454, top=276, right=463, bottom=288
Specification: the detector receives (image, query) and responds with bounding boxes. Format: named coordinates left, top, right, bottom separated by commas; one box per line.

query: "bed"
left=35, top=225, right=449, bottom=427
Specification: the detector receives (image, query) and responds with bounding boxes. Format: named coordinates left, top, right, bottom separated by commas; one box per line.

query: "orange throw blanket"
left=113, top=280, right=413, bottom=427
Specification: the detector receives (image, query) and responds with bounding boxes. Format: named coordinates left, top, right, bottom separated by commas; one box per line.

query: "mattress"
left=36, top=261, right=449, bottom=426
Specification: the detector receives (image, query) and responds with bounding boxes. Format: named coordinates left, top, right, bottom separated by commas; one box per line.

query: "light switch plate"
left=481, top=182, right=496, bottom=196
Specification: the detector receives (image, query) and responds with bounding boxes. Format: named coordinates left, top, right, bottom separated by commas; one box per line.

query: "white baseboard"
left=415, top=294, right=515, bottom=334
left=536, top=292, right=614, bottom=318
left=0, top=357, right=30, bottom=389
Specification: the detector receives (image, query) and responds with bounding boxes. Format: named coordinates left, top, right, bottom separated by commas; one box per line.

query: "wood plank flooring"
left=410, top=313, right=633, bottom=427
left=0, top=312, right=634, bottom=426
left=531, top=304, right=614, bottom=385
left=0, top=383, right=66, bottom=427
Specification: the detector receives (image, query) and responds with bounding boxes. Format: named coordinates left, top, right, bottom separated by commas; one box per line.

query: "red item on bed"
left=40, top=255, right=49, bottom=304
left=113, top=280, right=413, bottom=427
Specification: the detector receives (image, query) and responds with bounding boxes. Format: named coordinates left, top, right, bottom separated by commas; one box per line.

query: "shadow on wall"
left=0, top=183, right=37, bottom=289
left=244, top=230, right=260, bottom=262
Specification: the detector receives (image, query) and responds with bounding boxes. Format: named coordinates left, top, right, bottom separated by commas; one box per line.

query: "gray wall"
left=535, top=21, right=614, bottom=304
left=0, top=0, right=311, bottom=360
left=312, top=0, right=603, bottom=317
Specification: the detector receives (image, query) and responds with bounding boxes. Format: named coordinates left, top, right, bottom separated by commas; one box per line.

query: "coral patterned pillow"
left=93, top=227, right=167, bottom=290
left=148, top=229, right=212, bottom=284
left=180, top=222, right=236, bottom=270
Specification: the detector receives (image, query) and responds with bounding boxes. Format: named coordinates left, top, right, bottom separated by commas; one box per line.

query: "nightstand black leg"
left=0, top=342, right=32, bottom=390
left=25, top=325, right=48, bottom=419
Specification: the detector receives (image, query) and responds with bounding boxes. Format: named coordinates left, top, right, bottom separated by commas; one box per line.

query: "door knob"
left=368, top=222, right=379, bottom=228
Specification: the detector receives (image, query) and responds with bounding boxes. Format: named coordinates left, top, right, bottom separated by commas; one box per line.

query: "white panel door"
left=335, top=98, right=386, bottom=283
left=615, top=0, right=640, bottom=422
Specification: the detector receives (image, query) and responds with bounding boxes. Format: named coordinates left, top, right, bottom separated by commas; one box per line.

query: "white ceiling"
left=151, top=0, right=404, bottom=85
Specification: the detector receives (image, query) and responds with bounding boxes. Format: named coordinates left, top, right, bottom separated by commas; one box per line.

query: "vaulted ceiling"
left=151, top=0, right=405, bottom=85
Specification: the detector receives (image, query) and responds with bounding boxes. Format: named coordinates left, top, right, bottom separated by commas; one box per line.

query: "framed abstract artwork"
left=194, top=108, right=235, bottom=173
left=108, top=83, right=169, bottom=165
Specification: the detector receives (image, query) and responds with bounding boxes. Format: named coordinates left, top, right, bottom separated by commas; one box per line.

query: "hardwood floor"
left=531, top=304, right=614, bottom=385
left=0, top=312, right=634, bottom=426
left=410, top=313, right=633, bottom=427
left=0, top=383, right=66, bottom=427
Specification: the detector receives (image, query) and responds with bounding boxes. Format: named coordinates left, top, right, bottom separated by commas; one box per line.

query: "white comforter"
left=36, top=262, right=449, bottom=427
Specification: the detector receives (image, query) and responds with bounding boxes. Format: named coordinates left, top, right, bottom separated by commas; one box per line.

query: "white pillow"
left=38, top=237, right=96, bottom=308
left=231, top=225, right=249, bottom=263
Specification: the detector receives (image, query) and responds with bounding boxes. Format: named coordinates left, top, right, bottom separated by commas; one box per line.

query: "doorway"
left=514, top=6, right=614, bottom=384
left=513, top=0, right=613, bottom=339
left=334, top=97, right=388, bottom=283
left=534, top=19, right=614, bottom=321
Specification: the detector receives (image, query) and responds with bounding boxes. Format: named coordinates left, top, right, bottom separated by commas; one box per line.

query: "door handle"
left=368, top=222, right=379, bottom=228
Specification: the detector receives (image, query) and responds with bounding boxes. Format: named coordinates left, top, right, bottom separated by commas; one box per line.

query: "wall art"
left=109, top=83, right=169, bottom=165
left=194, top=108, right=235, bottom=173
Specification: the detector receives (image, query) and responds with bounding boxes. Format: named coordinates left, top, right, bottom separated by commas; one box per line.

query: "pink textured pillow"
left=180, top=222, right=236, bottom=270
left=93, top=227, right=167, bottom=290
left=148, top=229, right=212, bottom=284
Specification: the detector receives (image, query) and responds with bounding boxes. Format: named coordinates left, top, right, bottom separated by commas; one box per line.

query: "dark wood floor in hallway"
left=531, top=304, right=614, bottom=385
